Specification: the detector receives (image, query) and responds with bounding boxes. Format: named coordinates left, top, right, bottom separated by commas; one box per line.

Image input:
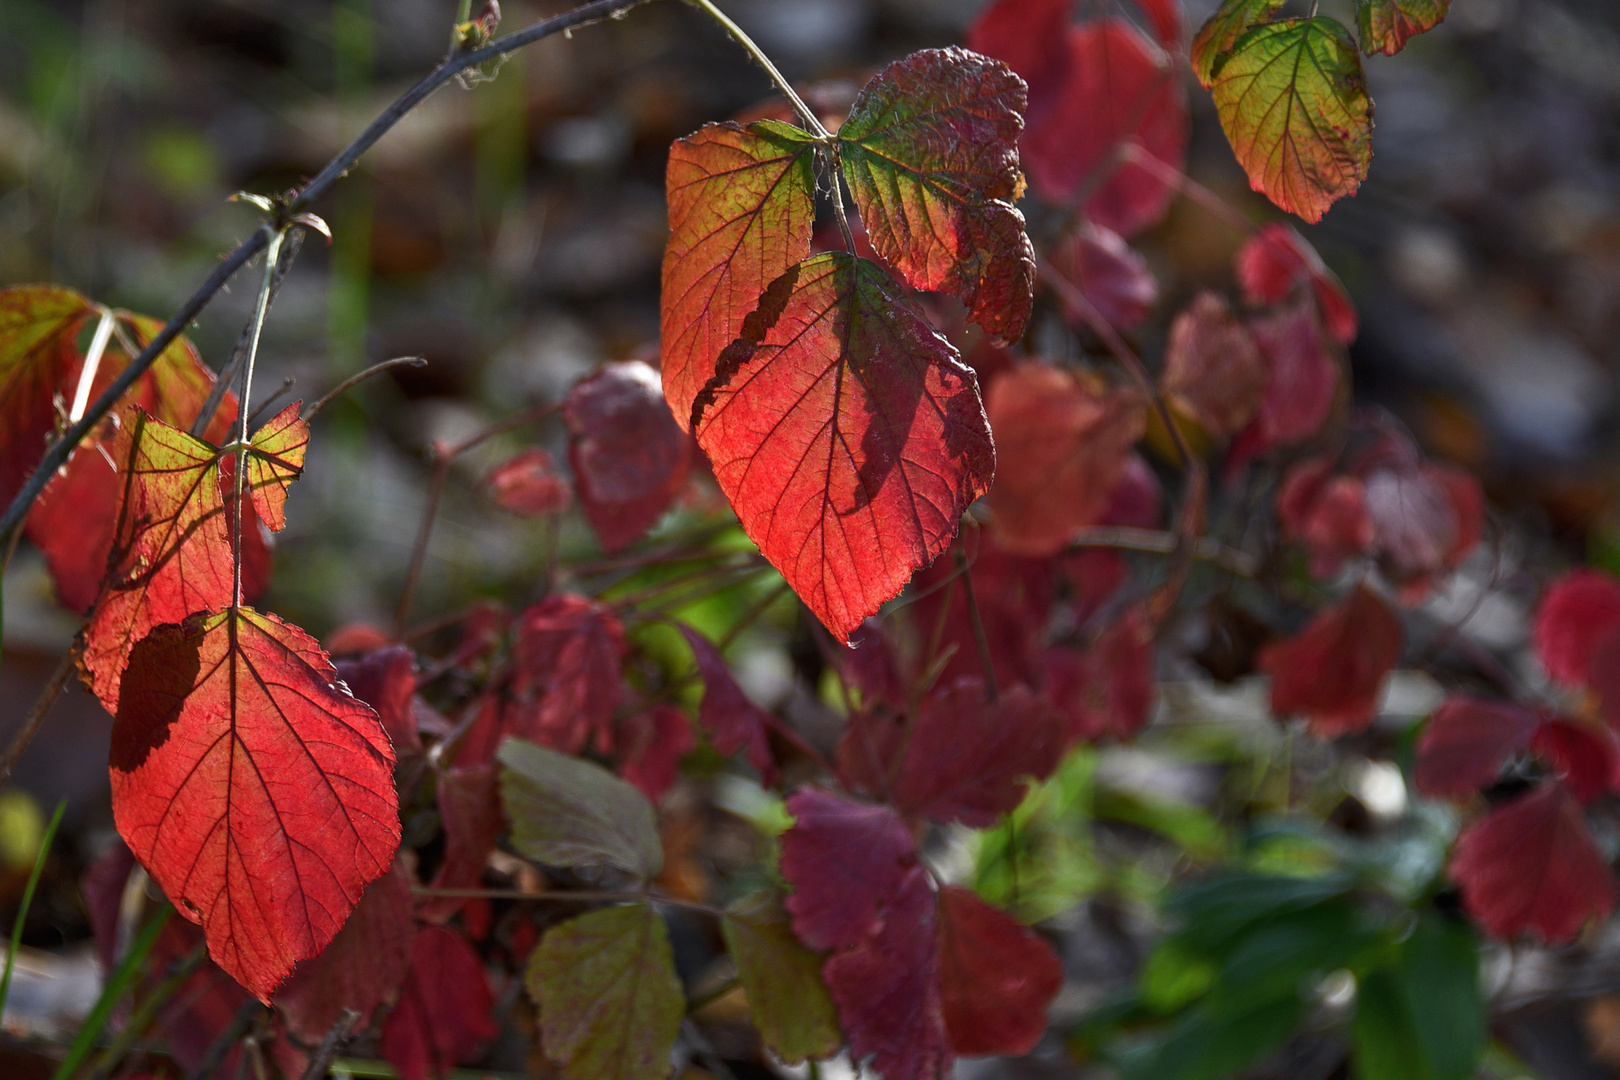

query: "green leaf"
left=721, top=891, right=841, bottom=1064
left=1356, top=0, right=1450, bottom=55
left=972, top=748, right=1100, bottom=923
left=1352, top=914, right=1485, bottom=1080
left=836, top=46, right=1034, bottom=342
left=527, top=904, right=685, bottom=1080
left=1166, top=871, right=1353, bottom=957
left=1209, top=17, right=1372, bottom=223
left=1189, top=0, right=1286, bottom=86
left=498, top=738, right=663, bottom=882
left=1119, top=995, right=1304, bottom=1080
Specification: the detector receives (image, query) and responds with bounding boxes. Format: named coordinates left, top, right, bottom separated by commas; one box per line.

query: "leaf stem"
left=0, top=647, right=80, bottom=788
left=297, top=1008, right=361, bottom=1080
left=302, top=355, right=426, bottom=419
left=395, top=453, right=452, bottom=635
left=232, top=227, right=287, bottom=609
left=954, top=547, right=997, bottom=702
left=686, top=0, right=830, bottom=138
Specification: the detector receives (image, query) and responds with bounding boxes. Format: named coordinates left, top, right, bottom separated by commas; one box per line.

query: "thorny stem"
left=298, top=1009, right=361, bottom=1080
left=0, top=0, right=662, bottom=550
left=410, top=885, right=725, bottom=917
left=954, top=548, right=998, bottom=701
left=303, top=355, right=427, bottom=419
left=232, top=228, right=287, bottom=609
left=0, top=647, right=79, bottom=788
left=686, top=0, right=830, bottom=138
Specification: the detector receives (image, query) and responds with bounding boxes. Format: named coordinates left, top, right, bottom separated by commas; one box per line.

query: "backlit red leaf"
left=986, top=361, right=1147, bottom=558
left=336, top=644, right=420, bottom=753
left=892, top=679, right=1067, bottom=827
left=965, top=0, right=1073, bottom=103
left=245, top=403, right=308, bottom=531
left=1260, top=584, right=1403, bottom=736
left=837, top=47, right=1034, bottom=342
left=1046, top=605, right=1157, bottom=742
left=1451, top=783, right=1617, bottom=943
left=1049, top=223, right=1159, bottom=333
left=681, top=625, right=777, bottom=785
left=1209, top=18, right=1372, bottom=223
left=1362, top=460, right=1481, bottom=600
left=936, top=886, right=1062, bottom=1056
left=111, top=606, right=400, bottom=1000
left=617, top=705, right=695, bottom=803
left=1412, top=697, right=1537, bottom=800
left=1249, top=300, right=1339, bottom=448
left=1160, top=291, right=1268, bottom=439
left=822, top=867, right=951, bottom=1080
left=1358, top=0, right=1450, bottom=55
left=692, top=253, right=995, bottom=641
left=276, top=860, right=414, bottom=1041
left=0, top=285, right=96, bottom=509
left=1531, top=719, right=1618, bottom=806
left=1276, top=457, right=1373, bottom=578
left=661, top=121, right=818, bottom=429
left=565, top=361, right=692, bottom=551
left=422, top=765, right=503, bottom=923
left=483, top=448, right=571, bottom=516
left=509, top=593, right=626, bottom=755
left=1236, top=224, right=1357, bottom=344
left=780, top=789, right=915, bottom=952
left=381, top=926, right=499, bottom=1080
left=1532, top=569, right=1620, bottom=688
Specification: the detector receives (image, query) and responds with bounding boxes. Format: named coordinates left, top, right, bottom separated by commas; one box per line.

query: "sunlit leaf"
left=1190, top=0, right=1285, bottom=87
left=1357, top=0, right=1450, bottom=56
left=0, top=285, right=96, bottom=510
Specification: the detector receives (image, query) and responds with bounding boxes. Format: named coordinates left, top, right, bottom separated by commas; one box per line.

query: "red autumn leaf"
left=1136, top=0, right=1184, bottom=46
left=1259, top=584, right=1403, bottom=736
left=661, top=120, right=819, bottom=430
left=111, top=606, right=401, bottom=1000
left=508, top=593, right=626, bottom=756
left=692, top=253, right=995, bottom=641
left=1411, top=696, right=1538, bottom=800
left=1358, top=0, right=1451, bottom=56
left=147, top=919, right=255, bottom=1074
left=1275, top=457, right=1373, bottom=578
left=1248, top=299, right=1339, bottom=449
left=276, top=860, right=414, bottom=1042
left=1531, top=719, right=1618, bottom=806
left=1236, top=224, right=1357, bottom=344
left=1046, top=605, right=1157, bottom=743
left=965, top=0, right=1074, bottom=104
left=421, top=765, right=503, bottom=923
left=1533, top=569, right=1620, bottom=688
left=483, top=448, right=571, bottom=516
left=835, top=709, right=903, bottom=800
left=891, top=679, right=1068, bottom=827
left=381, top=926, right=499, bottom=1080
left=1048, top=222, right=1159, bottom=332
left=936, top=886, right=1062, bottom=1056
left=1362, top=461, right=1482, bottom=600
left=680, top=625, right=777, bottom=784
left=565, top=361, right=692, bottom=551
left=1451, top=782, right=1617, bottom=943
left=836, top=47, right=1034, bottom=342
left=822, top=866, right=952, bottom=1080
left=986, top=361, right=1147, bottom=558
left=1160, top=291, right=1268, bottom=439
left=336, top=644, right=421, bottom=753
left=0, top=285, right=96, bottom=509
left=617, top=704, right=695, bottom=803
left=1017, top=19, right=1187, bottom=235
left=326, top=622, right=395, bottom=656
left=780, top=789, right=916, bottom=952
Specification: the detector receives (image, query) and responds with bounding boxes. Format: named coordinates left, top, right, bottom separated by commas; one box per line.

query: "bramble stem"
left=395, top=454, right=453, bottom=635
left=303, top=355, right=426, bottom=419
left=0, top=648, right=79, bottom=788
left=687, top=0, right=830, bottom=138
left=298, top=1009, right=361, bottom=1080
left=232, top=228, right=286, bottom=609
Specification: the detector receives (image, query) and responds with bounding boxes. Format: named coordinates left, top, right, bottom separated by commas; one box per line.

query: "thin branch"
left=0, top=0, right=663, bottom=549
left=1119, top=143, right=1257, bottom=236
left=410, top=886, right=724, bottom=918
left=0, top=647, right=79, bottom=787
left=394, top=454, right=453, bottom=635
left=298, top=1009, right=361, bottom=1080
left=303, top=356, right=426, bottom=419
left=687, top=0, right=830, bottom=138
left=193, top=227, right=306, bottom=438
left=954, top=547, right=997, bottom=701
left=247, top=377, right=297, bottom=426
left=1068, top=525, right=1257, bottom=577
left=231, top=227, right=287, bottom=609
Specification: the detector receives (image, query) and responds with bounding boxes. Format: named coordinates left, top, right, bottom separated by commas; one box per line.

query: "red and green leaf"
left=692, top=253, right=994, bottom=641
left=1190, top=0, right=1286, bottom=87
left=1357, top=0, right=1450, bottom=55
left=0, top=284, right=96, bottom=509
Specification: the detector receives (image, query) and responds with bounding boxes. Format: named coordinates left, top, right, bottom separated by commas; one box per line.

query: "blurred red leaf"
left=1161, top=291, right=1268, bottom=439
left=509, top=593, right=626, bottom=756
left=148, top=919, right=254, bottom=1074
left=1451, top=783, right=1617, bottom=943
left=822, top=867, right=951, bottom=1080
left=692, top=253, right=995, bottom=641
left=483, top=448, right=570, bottom=517
left=986, top=361, right=1147, bottom=557
left=1412, top=697, right=1537, bottom=800
left=1533, top=569, right=1620, bottom=688
left=1260, top=584, right=1402, bottom=736
left=891, top=679, right=1067, bottom=827
left=1276, top=457, right=1373, bottom=578
left=276, top=860, right=414, bottom=1042
left=1045, top=604, right=1157, bottom=742
left=838, top=47, right=1034, bottom=341
left=910, top=536, right=1055, bottom=689
left=780, top=789, right=915, bottom=952
left=936, top=886, right=1062, bottom=1056
left=111, top=606, right=400, bottom=1000
left=681, top=625, right=777, bottom=785
left=617, top=704, right=695, bottom=803
left=966, top=0, right=1074, bottom=103
left=1248, top=300, right=1339, bottom=449
left=381, top=926, right=499, bottom=1080
left=1135, top=0, right=1184, bottom=46
left=1048, top=223, right=1159, bottom=332
left=1236, top=224, right=1357, bottom=344
left=336, top=644, right=420, bottom=753
left=82, top=839, right=136, bottom=974
left=840, top=618, right=908, bottom=714
left=661, top=121, right=817, bottom=429
left=565, top=361, right=692, bottom=552
left=1532, top=719, right=1618, bottom=805
left=421, top=765, right=503, bottom=923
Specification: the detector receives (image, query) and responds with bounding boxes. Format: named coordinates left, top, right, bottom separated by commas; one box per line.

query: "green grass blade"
left=0, top=798, right=65, bottom=1024
left=51, top=903, right=171, bottom=1080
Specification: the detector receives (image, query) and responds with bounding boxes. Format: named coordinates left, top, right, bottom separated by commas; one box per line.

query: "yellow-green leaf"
left=1357, top=0, right=1450, bottom=55
left=1190, top=0, right=1286, bottom=87
left=1210, top=17, right=1373, bottom=223
left=721, top=892, right=841, bottom=1064
left=527, top=904, right=684, bottom=1080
